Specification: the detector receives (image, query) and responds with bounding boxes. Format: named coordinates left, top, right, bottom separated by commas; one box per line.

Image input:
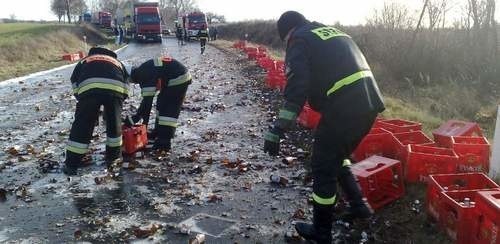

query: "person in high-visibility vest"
left=263, top=11, right=385, bottom=243
left=130, top=56, right=192, bottom=152
left=63, top=47, right=130, bottom=176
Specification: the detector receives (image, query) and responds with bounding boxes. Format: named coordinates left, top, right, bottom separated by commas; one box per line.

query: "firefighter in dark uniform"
left=197, top=28, right=209, bottom=54
left=130, top=56, right=191, bottom=152
left=64, top=47, right=129, bottom=175
left=263, top=11, right=385, bottom=243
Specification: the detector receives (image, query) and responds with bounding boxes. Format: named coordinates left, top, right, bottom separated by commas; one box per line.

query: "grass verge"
left=0, top=23, right=119, bottom=81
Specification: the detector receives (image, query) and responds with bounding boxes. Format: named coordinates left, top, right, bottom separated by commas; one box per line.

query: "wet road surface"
left=0, top=38, right=313, bottom=243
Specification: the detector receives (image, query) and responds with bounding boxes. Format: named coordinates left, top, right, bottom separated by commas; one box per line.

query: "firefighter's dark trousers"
left=154, top=83, right=189, bottom=149
left=200, top=38, right=207, bottom=54
left=311, top=105, right=377, bottom=207
left=65, top=95, right=123, bottom=167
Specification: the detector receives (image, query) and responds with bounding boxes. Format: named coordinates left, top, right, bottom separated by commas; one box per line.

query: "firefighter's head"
left=277, top=11, right=308, bottom=41
left=88, top=47, right=117, bottom=58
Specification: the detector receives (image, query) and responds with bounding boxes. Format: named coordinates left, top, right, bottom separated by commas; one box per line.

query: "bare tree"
left=367, top=2, right=414, bottom=30
left=51, top=0, right=66, bottom=23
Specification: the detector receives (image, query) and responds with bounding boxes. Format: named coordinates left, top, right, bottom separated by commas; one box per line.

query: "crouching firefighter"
left=263, top=11, right=385, bottom=243
left=130, top=56, right=191, bottom=152
left=63, top=47, right=129, bottom=175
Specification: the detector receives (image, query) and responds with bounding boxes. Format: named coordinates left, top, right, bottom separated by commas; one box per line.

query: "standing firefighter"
left=263, top=11, right=385, bottom=242
left=197, top=28, right=209, bottom=54
left=130, top=56, right=191, bottom=152
left=64, top=47, right=129, bottom=176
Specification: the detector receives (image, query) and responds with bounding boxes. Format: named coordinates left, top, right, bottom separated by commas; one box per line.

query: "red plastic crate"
left=472, top=190, right=500, bottom=244
left=232, top=40, right=246, bottom=49
left=257, top=46, right=267, bottom=53
left=351, top=156, right=405, bottom=210
left=406, top=145, right=459, bottom=183
left=352, top=128, right=395, bottom=161
left=433, top=120, right=483, bottom=148
left=297, top=103, right=321, bottom=129
left=392, top=131, right=434, bottom=163
left=374, top=119, right=422, bottom=133
left=265, top=70, right=286, bottom=90
left=452, top=136, right=490, bottom=173
left=257, top=57, right=274, bottom=70
left=122, top=124, right=148, bottom=154
left=426, top=173, right=499, bottom=222
left=244, top=47, right=257, bottom=54
left=439, top=190, right=480, bottom=244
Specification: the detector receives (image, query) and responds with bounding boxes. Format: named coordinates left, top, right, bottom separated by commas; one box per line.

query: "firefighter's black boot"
left=338, top=165, right=373, bottom=221
left=62, top=164, right=78, bottom=176
left=295, top=203, right=333, bottom=243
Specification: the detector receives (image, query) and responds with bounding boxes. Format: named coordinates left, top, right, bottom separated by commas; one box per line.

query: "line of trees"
left=51, top=0, right=88, bottom=23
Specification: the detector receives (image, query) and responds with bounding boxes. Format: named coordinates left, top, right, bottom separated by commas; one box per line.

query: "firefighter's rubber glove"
left=264, top=126, right=284, bottom=156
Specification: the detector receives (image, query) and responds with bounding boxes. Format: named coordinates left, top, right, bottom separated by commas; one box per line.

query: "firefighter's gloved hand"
left=123, top=116, right=135, bottom=127
left=264, top=126, right=284, bottom=156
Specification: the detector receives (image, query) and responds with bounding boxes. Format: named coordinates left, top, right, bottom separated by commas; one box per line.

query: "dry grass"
left=0, top=23, right=113, bottom=81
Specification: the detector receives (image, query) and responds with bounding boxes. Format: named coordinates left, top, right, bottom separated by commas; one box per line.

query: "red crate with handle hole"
left=452, top=136, right=490, bottom=173
left=392, top=131, right=434, bottom=164
left=472, top=190, right=500, bottom=244
left=406, top=145, right=459, bottom=183
left=351, top=156, right=405, bottom=210
left=296, top=103, right=321, bottom=129
left=426, top=173, right=499, bottom=222
left=352, top=128, right=395, bottom=161
left=432, top=120, right=483, bottom=148
left=122, top=125, right=148, bottom=155
left=374, top=119, right=422, bottom=133
left=439, top=190, right=480, bottom=244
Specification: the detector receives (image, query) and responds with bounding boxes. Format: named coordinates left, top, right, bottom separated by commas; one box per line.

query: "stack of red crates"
left=352, top=127, right=394, bottom=161
left=451, top=136, right=490, bottom=173
left=351, top=156, right=405, bottom=210
left=432, top=120, right=483, bottom=148
left=426, top=173, right=500, bottom=243
left=406, top=145, right=458, bottom=183
left=472, top=191, right=500, bottom=244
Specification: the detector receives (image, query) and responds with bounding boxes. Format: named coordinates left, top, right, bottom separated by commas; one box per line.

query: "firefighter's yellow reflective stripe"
left=66, top=140, right=89, bottom=154
left=278, top=109, right=297, bottom=121
left=141, top=87, right=157, bottom=97
left=264, top=131, right=279, bottom=143
left=311, top=26, right=350, bottom=41
left=106, top=136, right=122, bottom=147
left=167, top=73, right=192, bottom=86
left=78, top=83, right=128, bottom=95
left=158, top=116, right=178, bottom=127
left=326, top=70, right=373, bottom=96
left=154, top=57, right=163, bottom=67
left=312, top=193, right=337, bottom=205
left=343, top=159, right=352, bottom=167
left=77, top=78, right=129, bottom=95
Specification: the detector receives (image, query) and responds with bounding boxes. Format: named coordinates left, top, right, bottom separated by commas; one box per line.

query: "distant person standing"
left=118, top=26, right=124, bottom=45
left=114, top=27, right=120, bottom=45
left=176, top=22, right=184, bottom=45
left=197, top=28, right=209, bottom=54
left=211, top=26, right=218, bottom=41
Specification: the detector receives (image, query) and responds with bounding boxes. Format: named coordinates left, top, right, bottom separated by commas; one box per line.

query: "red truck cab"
left=183, top=12, right=208, bottom=39
left=133, top=2, right=162, bottom=43
left=98, top=11, right=112, bottom=28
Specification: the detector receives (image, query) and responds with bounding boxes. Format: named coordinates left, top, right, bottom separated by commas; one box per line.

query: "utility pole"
left=490, top=105, right=500, bottom=182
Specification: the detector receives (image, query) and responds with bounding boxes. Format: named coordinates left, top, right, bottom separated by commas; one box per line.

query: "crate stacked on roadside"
left=232, top=40, right=320, bottom=129
left=352, top=118, right=498, bottom=244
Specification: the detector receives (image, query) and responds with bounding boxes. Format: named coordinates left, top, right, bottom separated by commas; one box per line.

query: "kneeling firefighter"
left=263, top=11, right=385, bottom=243
left=130, top=56, right=192, bottom=152
left=64, top=47, right=130, bottom=175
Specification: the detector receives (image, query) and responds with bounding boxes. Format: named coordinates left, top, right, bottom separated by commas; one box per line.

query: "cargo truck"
left=132, top=2, right=162, bottom=43
left=98, top=11, right=112, bottom=28
left=179, top=12, right=209, bottom=40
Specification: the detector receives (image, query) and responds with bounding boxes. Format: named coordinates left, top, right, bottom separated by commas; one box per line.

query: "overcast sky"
left=0, top=0, right=489, bottom=26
